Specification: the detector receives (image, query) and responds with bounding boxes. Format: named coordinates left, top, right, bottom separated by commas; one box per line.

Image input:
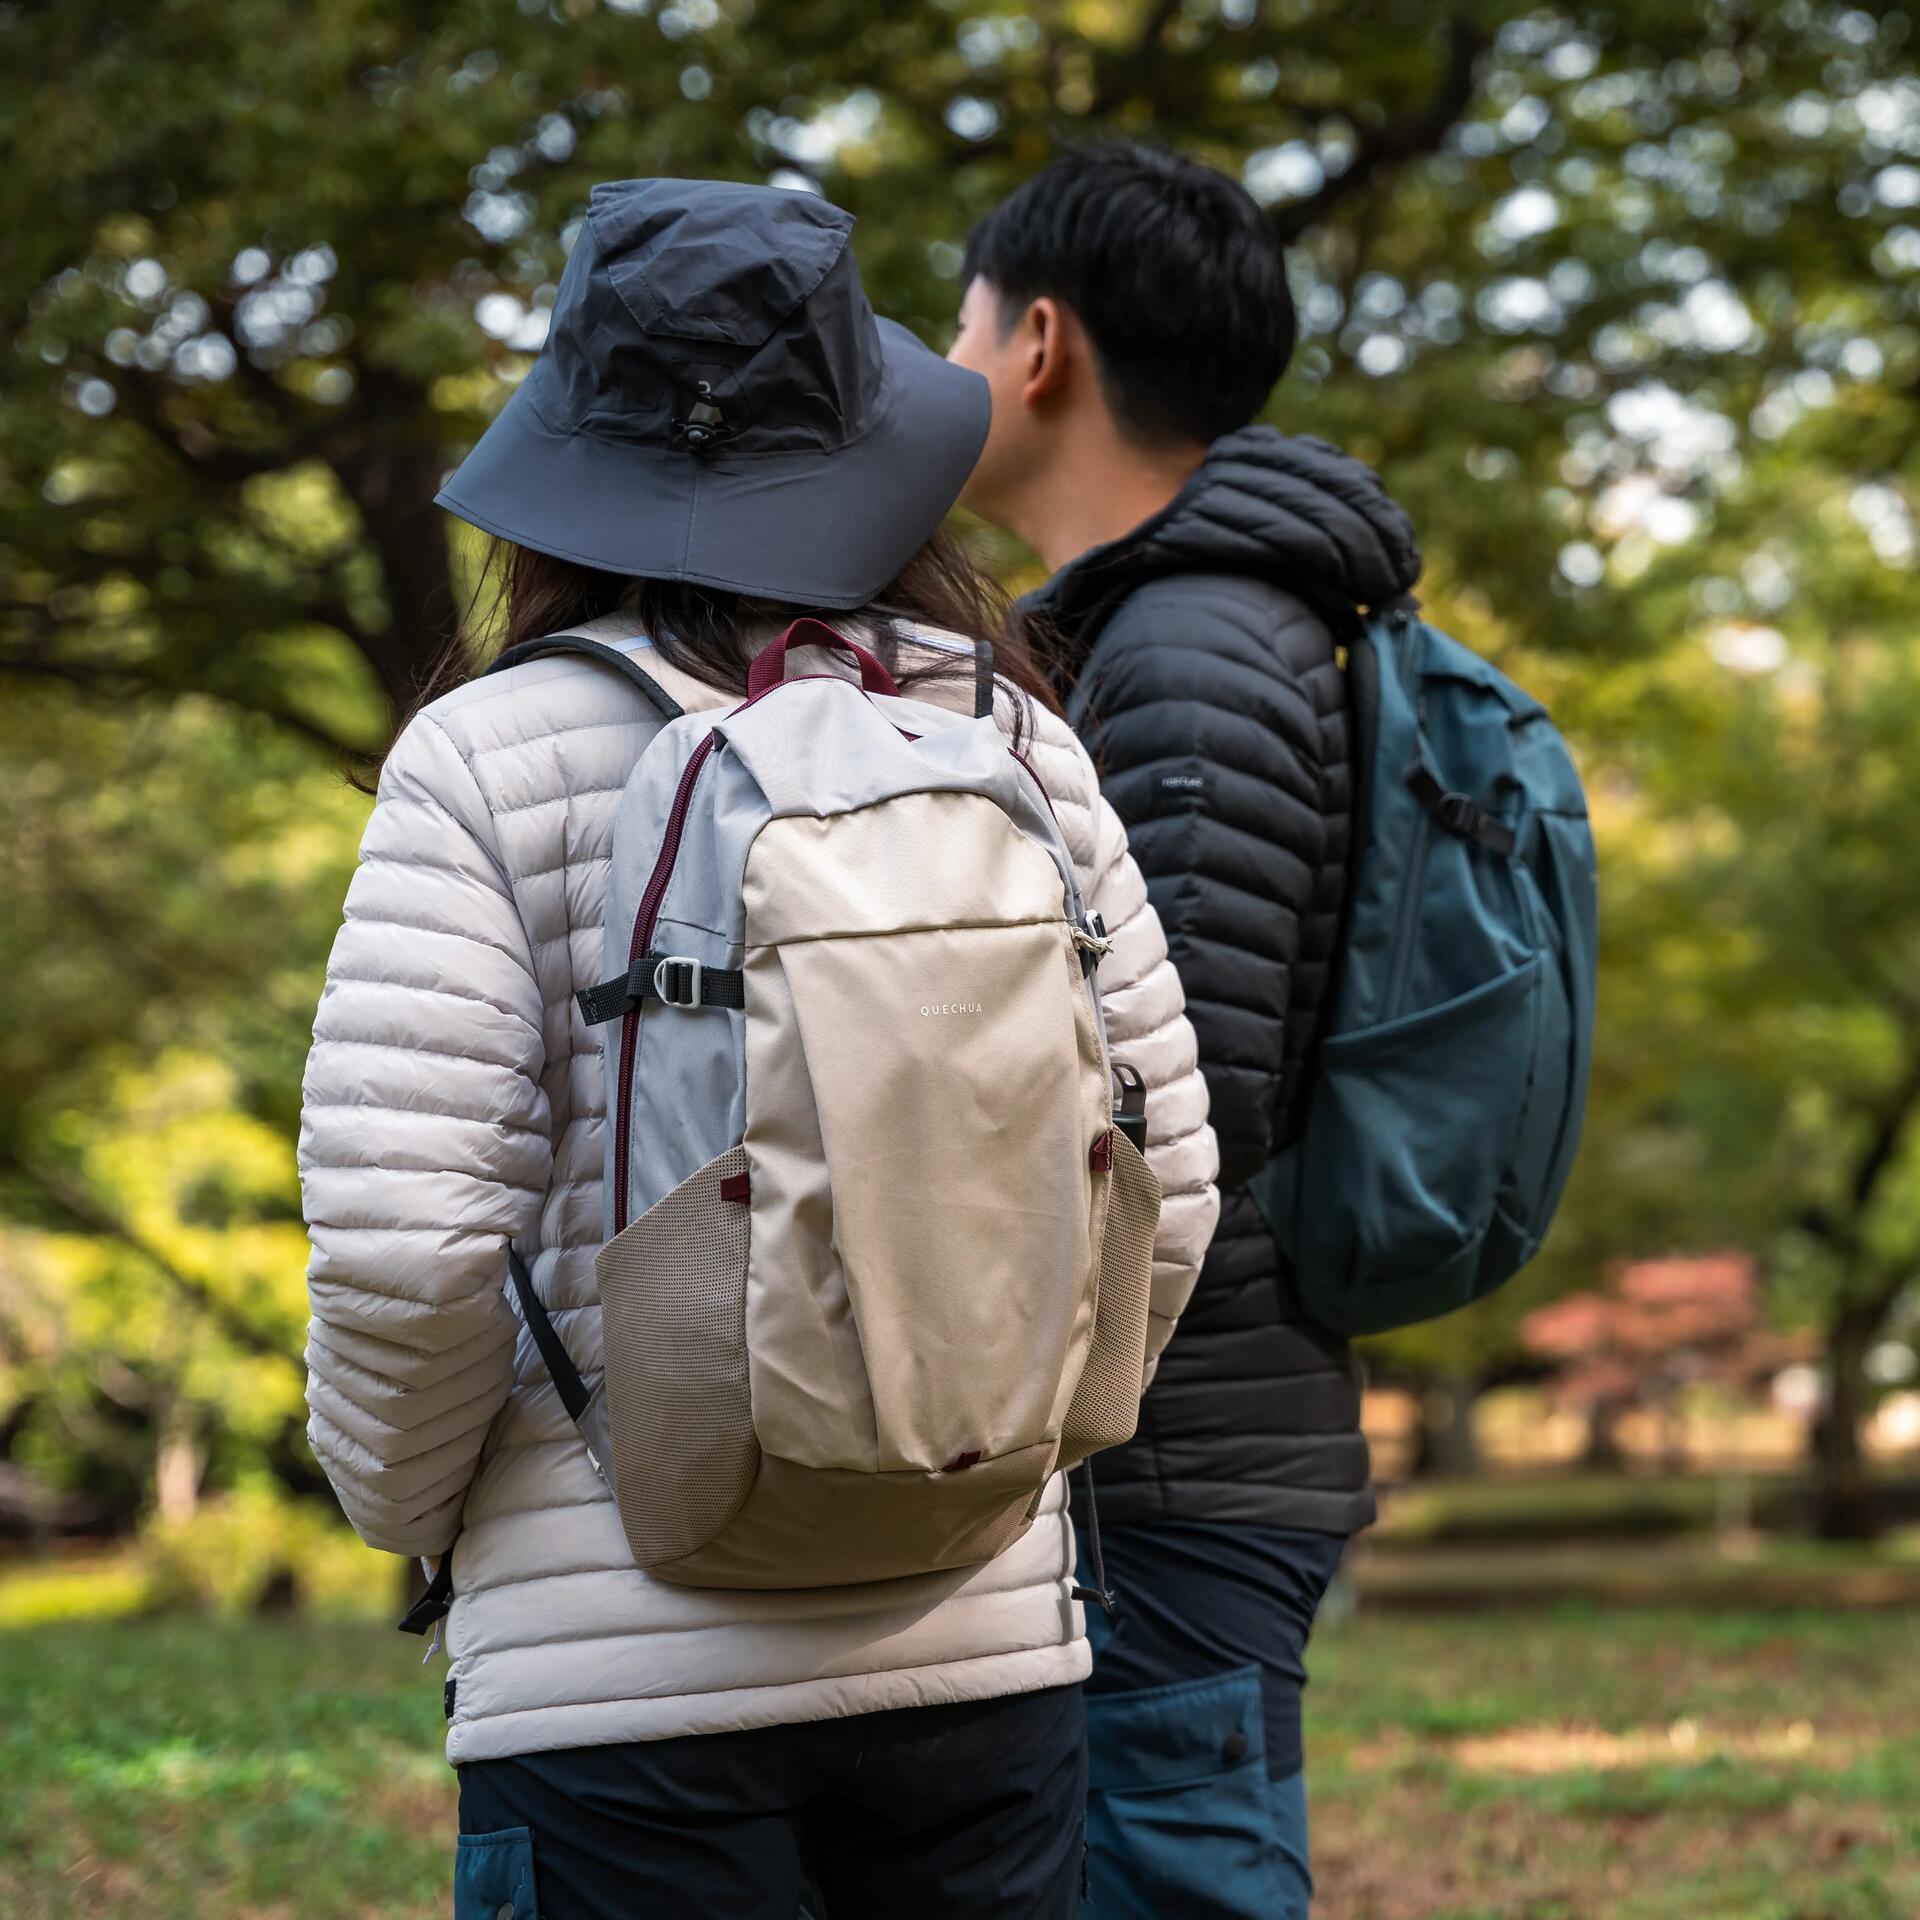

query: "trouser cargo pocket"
left=455, top=1826, right=538, bottom=1919
left=1083, top=1666, right=1292, bottom=1920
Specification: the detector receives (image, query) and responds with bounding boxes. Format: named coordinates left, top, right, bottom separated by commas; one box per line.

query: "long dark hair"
left=375, top=529, right=1061, bottom=785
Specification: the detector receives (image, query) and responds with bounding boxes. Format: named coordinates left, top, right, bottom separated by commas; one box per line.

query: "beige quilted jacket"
left=299, top=617, right=1219, bottom=1761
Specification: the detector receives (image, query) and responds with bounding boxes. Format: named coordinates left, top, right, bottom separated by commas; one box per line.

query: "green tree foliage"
left=1, top=683, right=353, bottom=1520
left=3, top=1, right=1918, bottom=1534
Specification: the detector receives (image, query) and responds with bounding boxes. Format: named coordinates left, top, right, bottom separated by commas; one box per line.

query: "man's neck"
left=1010, top=429, right=1207, bottom=576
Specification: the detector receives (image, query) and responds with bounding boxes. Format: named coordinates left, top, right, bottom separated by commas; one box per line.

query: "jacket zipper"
left=613, top=731, right=718, bottom=1232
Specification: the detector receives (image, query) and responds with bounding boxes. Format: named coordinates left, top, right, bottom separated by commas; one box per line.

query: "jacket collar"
left=1022, top=426, right=1423, bottom=684
left=578, top=612, right=985, bottom=721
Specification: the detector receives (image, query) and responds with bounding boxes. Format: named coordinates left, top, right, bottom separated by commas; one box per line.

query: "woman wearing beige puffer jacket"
left=299, top=178, right=1217, bottom=1920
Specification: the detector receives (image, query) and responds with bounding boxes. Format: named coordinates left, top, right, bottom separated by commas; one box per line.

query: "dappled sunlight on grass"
left=0, top=1555, right=150, bottom=1630
left=1448, top=1716, right=1825, bottom=1775
left=0, top=1501, right=404, bottom=1632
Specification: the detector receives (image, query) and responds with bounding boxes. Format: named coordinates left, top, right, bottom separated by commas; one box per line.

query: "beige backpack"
left=514, top=622, right=1161, bottom=1591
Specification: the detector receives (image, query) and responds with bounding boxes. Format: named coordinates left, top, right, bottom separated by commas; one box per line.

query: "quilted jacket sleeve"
left=1017, top=703, right=1219, bottom=1372
left=1080, top=790, right=1220, bottom=1371
left=1069, top=574, right=1331, bottom=1192
left=298, top=712, right=552, bottom=1558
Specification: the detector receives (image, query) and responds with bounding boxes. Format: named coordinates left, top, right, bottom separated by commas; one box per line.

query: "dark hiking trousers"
left=454, top=1682, right=1087, bottom=1919
left=1076, top=1521, right=1345, bottom=1919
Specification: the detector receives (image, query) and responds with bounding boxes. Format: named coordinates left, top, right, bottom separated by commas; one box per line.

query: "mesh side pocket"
left=1059, top=1129, right=1162, bottom=1472
left=596, top=1144, right=758, bottom=1568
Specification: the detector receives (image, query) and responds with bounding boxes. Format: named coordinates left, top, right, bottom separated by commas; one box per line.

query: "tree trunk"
left=1802, top=1050, right=1920, bottom=1538
left=330, top=426, right=464, bottom=733
left=1813, top=1301, right=1883, bottom=1540
left=154, top=1404, right=203, bottom=1522
left=1412, top=1373, right=1481, bottom=1478
left=1581, top=1397, right=1627, bottom=1472
left=1656, top=1379, right=1689, bottom=1477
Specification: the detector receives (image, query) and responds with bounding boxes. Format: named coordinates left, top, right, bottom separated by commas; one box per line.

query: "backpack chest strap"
left=1406, top=761, right=1517, bottom=857
left=577, top=952, right=746, bottom=1026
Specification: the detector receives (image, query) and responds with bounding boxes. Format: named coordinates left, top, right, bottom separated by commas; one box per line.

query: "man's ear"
left=1018, top=296, right=1075, bottom=412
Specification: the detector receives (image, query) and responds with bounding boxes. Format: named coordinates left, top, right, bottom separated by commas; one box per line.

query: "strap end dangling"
left=1071, top=1461, right=1121, bottom=1622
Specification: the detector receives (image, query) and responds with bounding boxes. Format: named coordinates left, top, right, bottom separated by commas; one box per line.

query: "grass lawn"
left=3, top=1607, right=1918, bottom=1918
left=1309, top=1609, right=1920, bottom=1920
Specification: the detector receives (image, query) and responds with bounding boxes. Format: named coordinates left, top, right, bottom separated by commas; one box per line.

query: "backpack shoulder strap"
left=507, top=1247, right=614, bottom=1481
left=1343, top=616, right=1384, bottom=860
left=481, top=634, right=665, bottom=1494
left=485, top=633, right=685, bottom=722
left=403, top=1242, right=610, bottom=1638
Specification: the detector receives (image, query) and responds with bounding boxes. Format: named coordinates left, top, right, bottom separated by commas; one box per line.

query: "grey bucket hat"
left=435, top=179, right=990, bottom=609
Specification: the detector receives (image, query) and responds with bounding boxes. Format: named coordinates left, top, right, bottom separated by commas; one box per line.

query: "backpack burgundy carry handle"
left=747, top=618, right=900, bottom=700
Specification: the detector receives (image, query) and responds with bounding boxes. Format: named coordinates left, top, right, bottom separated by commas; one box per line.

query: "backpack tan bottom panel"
left=1059, top=1128, right=1163, bottom=1472
left=644, top=1438, right=1058, bottom=1590
left=597, top=1144, right=759, bottom=1569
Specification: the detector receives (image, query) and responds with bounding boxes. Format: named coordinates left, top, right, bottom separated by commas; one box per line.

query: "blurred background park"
left=4, top=1, right=1920, bottom=1914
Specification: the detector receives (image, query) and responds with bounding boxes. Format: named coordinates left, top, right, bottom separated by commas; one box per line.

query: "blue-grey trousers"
left=1076, top=1520, right=1345, bottom=1920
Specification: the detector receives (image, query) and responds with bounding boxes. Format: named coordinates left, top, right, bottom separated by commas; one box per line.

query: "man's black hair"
left=962, top=141, right=1295, bottom=449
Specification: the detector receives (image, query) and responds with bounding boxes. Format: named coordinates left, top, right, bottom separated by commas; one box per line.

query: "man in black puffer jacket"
left=951, top=144, right=1422, bottom=1918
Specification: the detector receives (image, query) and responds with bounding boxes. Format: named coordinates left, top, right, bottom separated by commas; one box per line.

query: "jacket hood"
left=1026, top=426, right=1422, bottom=667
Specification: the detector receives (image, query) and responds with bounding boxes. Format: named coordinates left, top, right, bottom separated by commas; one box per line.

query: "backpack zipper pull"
left=420, top=1555, right=445, bottom=1662
left=1071, top=916, right=1113, bottom=974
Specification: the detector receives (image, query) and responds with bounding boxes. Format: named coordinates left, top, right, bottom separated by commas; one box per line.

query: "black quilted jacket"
left=1030, top=428, right=1422, bottom=1534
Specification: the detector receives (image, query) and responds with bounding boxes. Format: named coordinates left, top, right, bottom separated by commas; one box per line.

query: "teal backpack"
left=1251, top=606, right=1598, bottom=1337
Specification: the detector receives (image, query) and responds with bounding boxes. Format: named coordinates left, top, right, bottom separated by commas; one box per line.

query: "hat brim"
left=434, top=320, right=989, bottom=611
